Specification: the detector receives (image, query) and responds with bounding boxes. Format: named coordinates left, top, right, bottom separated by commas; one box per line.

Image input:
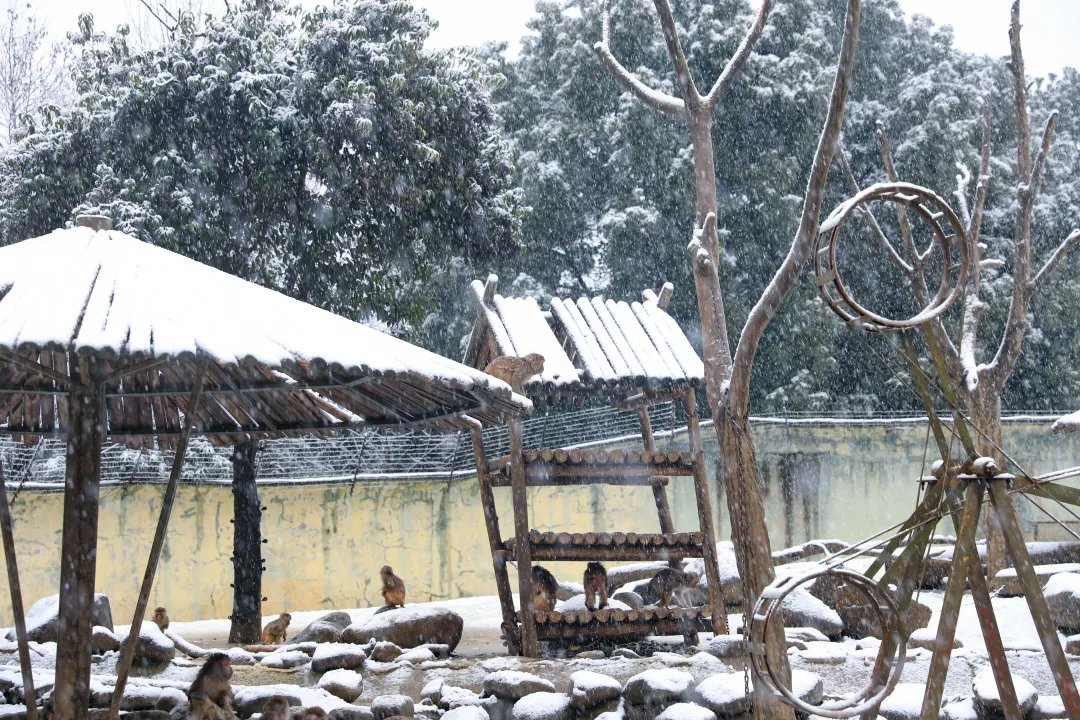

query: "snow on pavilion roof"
left=0, top=225, right=527, bottom=446
left=464, top=275, right=704, bottom=397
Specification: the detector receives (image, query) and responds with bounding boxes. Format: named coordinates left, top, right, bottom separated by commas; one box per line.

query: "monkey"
left=483, top=353, right=545, bottom=394
left=153, top=606, right=170, bottom=632
left=261, top=612, right=292, bottom=645
left=303, top=709, right=327, bottom=720
left=259, top=696, right=292, bottom=720
left=380, top=565, right=406, bottom=608
left=648, top=568, right=701, bottom=608
left=186, top=652, right=235, bottom=720
left=583, top=562, right=609, bottom=611
left=531, top=564, right=559, bottom=612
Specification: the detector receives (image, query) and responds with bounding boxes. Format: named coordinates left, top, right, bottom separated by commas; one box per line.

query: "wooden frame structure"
left=464, top=275, right=726, bottom=656
left=0, top=218, right=526, bottom=720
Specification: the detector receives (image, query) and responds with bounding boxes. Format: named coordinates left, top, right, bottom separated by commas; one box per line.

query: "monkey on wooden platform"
left=153, top=606, right=170, bottom=632
left=531, top=564, right=559, bottom=612
left=380, top=565, right=406, bottom=607
left=648, top=568, right=701, bottom=608
left=583, top=562, right=608, bottom=611
left=186, top=652, right=235, bottom=720
left=261, top=612, right=292, bottom=645
left=483, top=353, right=545, bottom=394
left=260, top=696, right=292, bottom=720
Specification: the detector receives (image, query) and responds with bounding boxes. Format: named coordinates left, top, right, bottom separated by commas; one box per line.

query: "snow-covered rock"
left=782, top=588, right=843, bottom=639
left=907, top=627, right=961, bottom=651
left=330, top=707, right=375, bottom=720
left=786, top=627, right=830, bottom=644
left=91, top=625, right=120, bottom=654
left=1065, top=635, right=1080, bottom=655
left=118, top=621, right=175, bottom=665
left=442, top=708, right=489, bottom=720
left=996, top=564, right=1080, bottom=597
left=439, top=685, right=481, bottom=710
left=696, top=669, right=821, bottom=715
left=568, top=670, right=622, bottom=710
left=294, top=611, right=353, bottom=643
left=612, top=590, right=644, bottom=610
left=511, top=691, right=572, bottom=720
left=703, top=635, right=746, bottom=659
left=318, top=669, right=363, bottom=702
left=1032, top=695, right=1068, bottom=720
left=369, top=641, right=402, bottom=663
left=943, top=697, right=979, bottom=720
left=807, top=574, right=930, bottom=638
left=227, top=647, right=256, bottom=666
left=574, top=650, right=607, bottom=659
left=260, top=650, right=310, bottom=669
left=371, top=694, right=414, bottom=719
left=612, top=648, right=641, bottom=660
left=878, top=683, right=925, bottom=720
left=420, top=679, right=444, bottom=705
left=796, top=641, right=848, bottom=665
left=623, top=669, right=694, bottom=707
left=7, top=593, right=113, bottom=643
left=414, top=701, right=441, bottom=720
left=485, top=670, right=556, bottom=700
left=399, top=647, right=436, bottom=664
left=972, top=666, right=1038, bottom=717
left=557, top=581, right=584, bottom=600
left=656, top=703, right=717, bottom=720
left=312, top=644, right=366, bottom=673
left=233, top=685, right=345, bottom=717
left=343, top=606, right=463, bottom=652
left=1045, top=573, right=1080, bottom=630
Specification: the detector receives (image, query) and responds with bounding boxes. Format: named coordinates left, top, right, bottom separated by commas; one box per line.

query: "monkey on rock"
left=380, top=565, right=407, bottom=608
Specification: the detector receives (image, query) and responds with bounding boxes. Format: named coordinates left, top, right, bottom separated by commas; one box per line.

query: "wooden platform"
left=533, top=605, right=714, bottom=641
left=486, top=448, right=695, bottom=486
left=505, top=530, right=705, bottom=561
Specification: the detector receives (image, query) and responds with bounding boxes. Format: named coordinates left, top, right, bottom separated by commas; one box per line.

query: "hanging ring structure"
left=747, top=568, right=907, bottom=718
left=813, top=182, right=969, bottom=331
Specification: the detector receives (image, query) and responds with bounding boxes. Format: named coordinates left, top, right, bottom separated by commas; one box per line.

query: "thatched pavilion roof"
left=0, top=223, right=528, bottom=447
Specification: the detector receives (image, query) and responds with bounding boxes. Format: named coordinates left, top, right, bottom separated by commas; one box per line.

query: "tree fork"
left=229, top=440, right=263, bottom=644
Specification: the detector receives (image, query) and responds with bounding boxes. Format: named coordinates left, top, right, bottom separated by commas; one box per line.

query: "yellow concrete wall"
left=2, top=420, right=1077, bottom=625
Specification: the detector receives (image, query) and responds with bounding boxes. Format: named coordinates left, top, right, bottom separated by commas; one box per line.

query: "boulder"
left=439, top=686, right=481, bottom=710
left=657, top=703, right=716, bottom=720
left=398, top=647, right=435, bottom=664
left=703, top=635, right=746, bottom=659
left=318, top=669, right=363, bottom=703
left=1066, top=635, right=1080, bottom=655
left=312, top=644, right=367, bottom=673
left=92, top=626, right=120, bottom=654
left=573, top=650, right=607, bottom=660
left=343, top=607, right=463, bottom=653
left=781, top=588, right=843, bottom=639
left=414, top=702, right=442, bottom=720
left=294, top=612, right=354, bottom=644
left=232, top=687, right=304, bottom=718
left=786, top=627, right=830, bottom=644
left=442, top=708, right=488, bottom=720
left=557, top=581, right=584, bottom=601
left=878, top=683, right=929, bottom=720
left=995, top=564, right=1080, bottom=597
left=908, top=628, right=961, bottom=651
left=612, top=648, right=641, bottom=660
left=1044, top=573, right=1080, bottom=631
left=260, top=650, right=310, bottom=669
left=369, top=641, right=403, bottom=663
left=807, top=574, right=931, bottom=638
left=568, top=670, right=622, bottom=710
left=329, top=707, right=375, bottom=720
left=623, top=669, right=694, bottom=707
left=1032, top=695, right=1068, bottom=720
left=972, top=667, right=1038, bottom=718
left=943, top=697, right=979, bottom=720
left=118, top=622, right=175, bottom=666
left=795, top=641, right=848, bottom=665
left=8, top=593, right=113, bottom=642
left=511, top=692, right=572, bottom=720
left=612, top=590, right=644, bottom=610
left=371, top=695, right=414, bottom=719
left=420, top=679, right=444, bottom=706
left=696, top=669, right=821, bottom=715
left=484, top=671, right=555, bottom=700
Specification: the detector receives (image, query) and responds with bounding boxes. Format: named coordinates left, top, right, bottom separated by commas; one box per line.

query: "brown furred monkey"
left=303, top=708, right=327, bottom=720
left=261, top=612, right=292, bottom=645
left=583, top=562, right=608, bottom=610
left=380, top=565, right=406, bottom=607
left=648, top=568, right=701, bottom=607
left=531, top=565, right=559, bottom=612
left=483, top=353, right=545, bottom=394
left=186, top=652, right=235, bottom=720
left=260, top=696, right=292, bottom=720
left=153, top=606, right=170, bottom=632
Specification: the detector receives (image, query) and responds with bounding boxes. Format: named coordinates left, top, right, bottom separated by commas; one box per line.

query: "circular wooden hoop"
left=813, top=182, right=968, bottom=331
left=747, top=567, right=907, bottom=718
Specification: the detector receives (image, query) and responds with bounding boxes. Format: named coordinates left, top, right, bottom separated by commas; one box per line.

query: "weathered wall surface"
left=3, top=420, right=1077, bottom=625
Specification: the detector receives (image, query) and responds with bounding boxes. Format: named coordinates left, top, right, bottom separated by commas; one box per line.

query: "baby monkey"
left=583, top=562, right=608, bottom=611
left=484, top=353, right=545, bottom=394
left=303, top=708, right=326, bottom=720
left=260, top=696, right=292, bottom=720
left=648, top=568, right=701, bottom=608
left=261, top=612, right=291, bottom=645
left=186, top=652, right=234, bottom=720
left=153, top=606, right=170, bottom=632
left=532, top=565, right=559, bottom=612
left=380, top=565, right=406, bottom=608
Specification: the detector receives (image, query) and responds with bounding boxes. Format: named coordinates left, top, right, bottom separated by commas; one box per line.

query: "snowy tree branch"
left=1009, top=0, right=1031, bottom=182
left=703, top=0, right=774, bottom=112
left=837, top=147, right=912, bottom=273
left=652, top=0, right=701, bottom=111
left=594, top=0, right=685, bottom=117
left=874, top=120, right=921, bottom=271
left=1033, top=229, right=1080, bottom=290
left=727, top=0, right=861, bottom=416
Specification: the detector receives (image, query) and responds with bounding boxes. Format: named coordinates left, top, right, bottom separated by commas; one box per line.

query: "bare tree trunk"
left=968, top=386, right=1006, bottom=583
left=228, top=441, right=263, bottom=644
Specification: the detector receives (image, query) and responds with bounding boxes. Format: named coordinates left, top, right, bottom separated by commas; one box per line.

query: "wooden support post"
left=109, top=359, right=208, bottom=720
left=986, top=478, right=1080, bottom=718
left=0, top=465, right=37, bottom=720
left=229, top=440, right=263, bottom=644
left=54, top=356, right=106, bottom=720
left=684, top=391, right=727, bottom=635
left=637, top=406, right=676, bottom=541
left=467, top=421, right=519, bottom=653
left=508, top=416, right=538, bottom=656
left=965, top=538, right=1022, bottom=720
left=920, top=478, right=982, bottom=720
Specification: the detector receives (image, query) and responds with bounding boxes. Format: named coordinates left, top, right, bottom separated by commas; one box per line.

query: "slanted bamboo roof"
left=0, top=223, right=527, bottom=447
left=463, top=275, right=704, bottom=398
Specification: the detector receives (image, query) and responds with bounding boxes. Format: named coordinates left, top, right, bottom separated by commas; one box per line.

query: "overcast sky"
left=38, top=0, right=1080, bottom=78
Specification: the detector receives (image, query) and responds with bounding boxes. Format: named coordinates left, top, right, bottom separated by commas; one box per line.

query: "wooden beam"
left=685, top=391, right=727, bottom=635
left=488, top=473, right=669, bottom=488
left=508, top=417, right=538, bottom=656
left=0, top=350, right=69, bottom=385
left=0, top=465, right=37, bottom=720
left=109, top=358, right=209, bottom=720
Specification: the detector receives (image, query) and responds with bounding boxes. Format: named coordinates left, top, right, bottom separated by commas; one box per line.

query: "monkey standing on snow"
left=380, top=565, right=407, bottom=608
left=185, top=652, right=235, bottom=720
left=153, top=606, right=170, bottom=632
left=261, top=612, right=291, bottom=645
left=483, top=353, right=545, bottom=394
left=583, top=562, right=608, bottom=611
left=648, top=568, right=701, bottom=608
left=531, top=565, right=559, bottom=612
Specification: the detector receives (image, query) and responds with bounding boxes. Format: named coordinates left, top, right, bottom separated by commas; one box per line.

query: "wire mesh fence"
left=0, top=404, right=1064, bottom=490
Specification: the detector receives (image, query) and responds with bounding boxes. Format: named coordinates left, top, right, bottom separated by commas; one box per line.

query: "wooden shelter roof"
left=463, top=275, right=704, bottom=398
left=0, top=224, right=528, bottom=446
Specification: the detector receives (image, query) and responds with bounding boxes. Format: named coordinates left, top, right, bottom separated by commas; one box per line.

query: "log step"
left=488, top=448, right=696, bottom=484
left=531, top=605, right=713, bottom=641
left=504, top=531, right=705, bottom=562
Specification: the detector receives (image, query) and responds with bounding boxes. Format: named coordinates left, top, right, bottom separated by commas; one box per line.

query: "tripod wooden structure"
left=463, top=275, right=727, bottom=656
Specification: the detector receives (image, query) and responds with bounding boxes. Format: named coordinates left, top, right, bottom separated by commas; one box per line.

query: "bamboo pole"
left=0, top=465, right=37, bottom=720
left=109, top=358, right=209, bottom=720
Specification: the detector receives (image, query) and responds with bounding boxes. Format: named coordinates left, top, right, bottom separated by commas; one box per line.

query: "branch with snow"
left=703, top=0, right=775, bottom=112
left=593, top=0, right=684, bottom=117
left=1033, top=229, right=1080, bottom=290
left=953, top=161, right=972, bottom=229
left=837, top=147, right=911, bottom=274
